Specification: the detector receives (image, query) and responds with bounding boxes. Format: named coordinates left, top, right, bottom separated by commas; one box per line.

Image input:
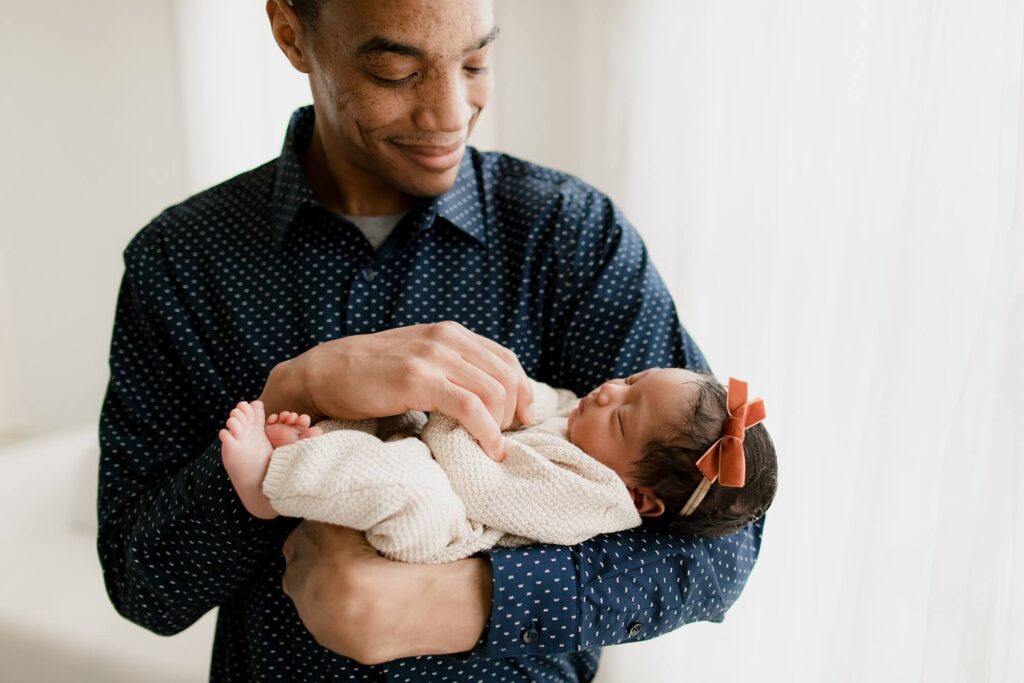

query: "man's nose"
left=413, top=69, right=472, bottom=133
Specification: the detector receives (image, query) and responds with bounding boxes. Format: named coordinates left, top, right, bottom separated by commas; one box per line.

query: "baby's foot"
left=219, top=400, right=278, bottom=520
left=265, top=410, right=324, bottom=448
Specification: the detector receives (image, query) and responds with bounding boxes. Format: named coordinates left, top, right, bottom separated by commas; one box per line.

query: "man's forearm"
left=374, top=556, right=492, bottom=661
left=259, top=356, right=321, bottom=420
left=281, top=523, right=492, bottom=665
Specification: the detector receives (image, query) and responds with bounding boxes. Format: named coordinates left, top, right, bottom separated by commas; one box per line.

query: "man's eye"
left=464, top=66, right=489, bottom=75
left=372, top=73, right=417, bottom=87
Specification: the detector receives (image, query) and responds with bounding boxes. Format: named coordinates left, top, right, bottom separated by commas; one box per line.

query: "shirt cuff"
left=472, top=544, right=581, bottom=658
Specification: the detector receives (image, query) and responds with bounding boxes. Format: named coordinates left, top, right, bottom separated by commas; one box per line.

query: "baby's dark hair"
left=630, top=373, right=777, bottom=538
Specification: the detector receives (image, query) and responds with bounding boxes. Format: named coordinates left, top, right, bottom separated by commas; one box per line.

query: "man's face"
left=301, top=0, right=495, bottom=198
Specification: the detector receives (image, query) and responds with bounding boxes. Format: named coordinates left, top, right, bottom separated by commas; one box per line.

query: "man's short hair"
left=288, top=0, right=327, bottom=28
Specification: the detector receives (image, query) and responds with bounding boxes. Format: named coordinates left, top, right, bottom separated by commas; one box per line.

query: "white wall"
left=0, top=0, right=187, bottom=443
left=174, top=0, right=312, bottom=193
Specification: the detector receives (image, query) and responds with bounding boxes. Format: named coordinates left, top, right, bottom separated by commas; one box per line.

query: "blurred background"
left=1, top=0, right=1021, bottom=681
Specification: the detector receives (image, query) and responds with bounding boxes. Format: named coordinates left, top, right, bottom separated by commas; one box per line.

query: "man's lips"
left=391, top=141, right=465, bottom=171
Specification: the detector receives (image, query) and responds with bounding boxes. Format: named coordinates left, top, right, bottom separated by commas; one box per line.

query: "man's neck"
left=302, top=121, right=415, bottom=217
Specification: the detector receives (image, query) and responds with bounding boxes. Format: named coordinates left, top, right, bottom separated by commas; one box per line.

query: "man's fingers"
left=446, top=362, right=507, bottom=430
left=462, top=329, right=535, bottom=425
left=438, top=384, right=505, bottom=461
left=438, top=323, right=533, bottom=428
left=514, top=376, right=535, bottom=426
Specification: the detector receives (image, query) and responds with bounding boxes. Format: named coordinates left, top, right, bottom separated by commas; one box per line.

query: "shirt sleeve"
left=467, top=188, right=764, bottom=658
left=97, top=223, right=291, bottom=635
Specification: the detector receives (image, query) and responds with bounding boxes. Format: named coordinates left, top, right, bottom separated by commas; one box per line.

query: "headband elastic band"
left=678, top=377, right=766, bottom=517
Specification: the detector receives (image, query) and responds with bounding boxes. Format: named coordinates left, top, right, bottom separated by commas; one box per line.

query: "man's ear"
left=267, top=0, right=313, bottom=74
left=630, top=487, right=666, bottom=518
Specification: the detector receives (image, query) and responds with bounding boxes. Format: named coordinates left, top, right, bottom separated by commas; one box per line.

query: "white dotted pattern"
left=97, top=106, right=763, bottom=682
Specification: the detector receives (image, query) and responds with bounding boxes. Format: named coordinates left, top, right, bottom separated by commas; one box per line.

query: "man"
left=97, top=0, right=764, bottom=680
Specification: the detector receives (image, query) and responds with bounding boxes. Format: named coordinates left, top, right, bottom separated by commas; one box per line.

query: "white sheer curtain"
left=488, top=1, right=1024, bottom=681
left=172, top=1, right=1023, bottom=680
left=922, top=76, right=1024, bottom=680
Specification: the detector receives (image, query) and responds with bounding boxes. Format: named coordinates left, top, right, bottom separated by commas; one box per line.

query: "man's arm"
left=98, top=229, right=288, bottom=634
left=280, top=523, right=492, bottom=664
left=280, top=519, right=762, bottom=664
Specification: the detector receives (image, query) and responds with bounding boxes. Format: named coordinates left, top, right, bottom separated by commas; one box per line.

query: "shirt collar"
left=271, top=105, right=487, bottom=247
left=429, top=153, right=488, bottom=246
left=270, top=106, right=317, bottom=243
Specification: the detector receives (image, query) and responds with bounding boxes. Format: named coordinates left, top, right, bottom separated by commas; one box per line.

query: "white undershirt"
left=340, top=212, right=408, bottom=251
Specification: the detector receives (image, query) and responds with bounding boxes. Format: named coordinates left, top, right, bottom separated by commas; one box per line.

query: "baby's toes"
left=251, top=400, right=265, bottom=422
left=226, top=416, right=243, bottom=436
left=297, top=414, right=311, bottom=430
left=299, top=425, right=323, bottom=440
left=283, top=412, right=298, bottom=425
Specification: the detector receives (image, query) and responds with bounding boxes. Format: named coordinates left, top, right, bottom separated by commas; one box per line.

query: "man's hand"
left=282, top=521, right=492, bottom=665
left=260, top=321, right=534, bottom=461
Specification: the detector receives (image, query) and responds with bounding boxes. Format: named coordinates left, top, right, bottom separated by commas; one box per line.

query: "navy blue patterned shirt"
left=98, top=106, right=764, bottom=682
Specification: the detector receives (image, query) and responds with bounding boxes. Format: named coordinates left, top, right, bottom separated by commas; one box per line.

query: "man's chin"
left=397, top=168, right=462, bottom=199
left=385, top=144, right=465, bottom=197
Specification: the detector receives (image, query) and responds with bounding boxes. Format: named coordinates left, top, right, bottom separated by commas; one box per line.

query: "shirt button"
left=627, top=622, right=643, bottom=637
left=521, top=627, right=539, bottom=644
left=361, top=269, right=377, bottom=282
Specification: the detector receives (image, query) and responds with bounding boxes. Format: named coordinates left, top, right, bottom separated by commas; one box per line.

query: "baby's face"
left=567, top=367, right=702, bottom=486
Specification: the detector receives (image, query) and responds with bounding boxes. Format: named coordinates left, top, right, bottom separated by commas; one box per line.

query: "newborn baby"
left=219, top=368, right=777, bottom=563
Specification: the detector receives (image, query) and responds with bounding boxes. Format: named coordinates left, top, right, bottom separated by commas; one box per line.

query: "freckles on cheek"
left=350, top=89, right=408, bottom=136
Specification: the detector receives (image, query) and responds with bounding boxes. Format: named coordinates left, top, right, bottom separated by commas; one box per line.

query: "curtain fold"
left=923, top=14, right=1024, bottom=677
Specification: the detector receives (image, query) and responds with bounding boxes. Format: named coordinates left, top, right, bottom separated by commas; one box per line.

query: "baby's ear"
left=630, top=487, right=666, bottom=518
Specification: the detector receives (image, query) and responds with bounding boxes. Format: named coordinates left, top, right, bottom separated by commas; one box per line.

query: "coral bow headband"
left=679, top=377, right=766, bottom=517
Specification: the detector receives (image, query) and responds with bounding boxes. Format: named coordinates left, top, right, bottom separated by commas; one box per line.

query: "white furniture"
left=0, top=427, right=217, bottom=682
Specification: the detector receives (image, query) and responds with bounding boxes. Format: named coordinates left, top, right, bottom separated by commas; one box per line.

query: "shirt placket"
left=345, top=207, right=436, bottom=336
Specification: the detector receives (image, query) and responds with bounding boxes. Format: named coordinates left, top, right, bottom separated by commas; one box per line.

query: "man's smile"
left=390, top=140, right=465, bottom=171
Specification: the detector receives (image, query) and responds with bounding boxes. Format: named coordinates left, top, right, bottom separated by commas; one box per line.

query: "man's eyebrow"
left=355, top=37, right=424, bottom=59
left=466, top=25, right=500, bottom=54
left=354, top=25, right=500, bottom=60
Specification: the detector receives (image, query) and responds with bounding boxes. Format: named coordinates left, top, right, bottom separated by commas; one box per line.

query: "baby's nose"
left=595, top=381, right=624, bottom=405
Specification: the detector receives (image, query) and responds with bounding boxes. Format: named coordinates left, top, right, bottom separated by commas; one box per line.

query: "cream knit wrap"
left=262, top=380, right=641, bottom=563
